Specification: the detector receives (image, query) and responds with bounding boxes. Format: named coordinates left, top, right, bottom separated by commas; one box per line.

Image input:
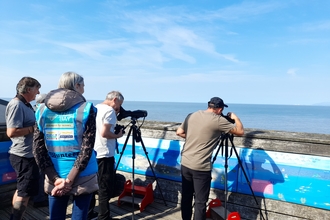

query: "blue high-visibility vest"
left=36, top=102, right=97, bottom=178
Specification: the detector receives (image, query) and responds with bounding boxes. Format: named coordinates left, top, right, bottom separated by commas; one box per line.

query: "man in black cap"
left=176, top=97, right=244, bottom=220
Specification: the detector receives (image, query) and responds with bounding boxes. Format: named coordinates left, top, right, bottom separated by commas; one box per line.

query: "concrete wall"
left=115, top=119, right=330, bottom=220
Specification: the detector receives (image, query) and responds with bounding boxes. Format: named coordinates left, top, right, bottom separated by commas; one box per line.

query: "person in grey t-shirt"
left=176, top=97, right=244, bottom=220
left=6, top=76, right=41, bottom=220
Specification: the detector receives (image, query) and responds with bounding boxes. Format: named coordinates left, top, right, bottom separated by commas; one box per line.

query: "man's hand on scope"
left=116, top=129, right=124, bottom=138
left=228, top=112, right=244, bottom=136
left=228, top=112, right=239, bottom=121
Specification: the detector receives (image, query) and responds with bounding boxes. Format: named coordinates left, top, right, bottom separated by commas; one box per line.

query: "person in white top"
left=91, top=91, right=124, bottom=220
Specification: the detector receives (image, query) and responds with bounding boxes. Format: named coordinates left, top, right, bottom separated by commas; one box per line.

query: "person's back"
left=36, top=89, right=98, bottom=179
left=180, top=110, right=235, bottom=171
left=33, top=72, right=98, bottom=220
left=176, top=96, right=244, bottom=220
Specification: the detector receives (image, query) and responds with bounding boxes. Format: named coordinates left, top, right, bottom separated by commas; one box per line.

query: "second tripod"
left=212, top=133, right=264, bottom=220
left=115, top=118, right=167, bottom=219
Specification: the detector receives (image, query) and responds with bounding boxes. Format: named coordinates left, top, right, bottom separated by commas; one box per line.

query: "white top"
left=94, top=103, right=117, bottom=158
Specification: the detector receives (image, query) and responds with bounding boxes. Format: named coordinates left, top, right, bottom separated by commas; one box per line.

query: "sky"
left=0, top=0, right=329, bottom=105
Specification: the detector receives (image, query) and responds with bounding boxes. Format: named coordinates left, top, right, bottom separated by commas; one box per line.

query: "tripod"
left=212, top=133, right=265, bottom=220
left=115, top=118, right=167, bottom=219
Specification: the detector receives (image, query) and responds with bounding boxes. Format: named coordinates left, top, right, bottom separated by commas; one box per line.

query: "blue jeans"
left=49, top=193, right=92, bottom=220
left=181, top=165, right=212, bottom=220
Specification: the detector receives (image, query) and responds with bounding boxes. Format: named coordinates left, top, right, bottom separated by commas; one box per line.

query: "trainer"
left=176, top=97, right=244, bottom=220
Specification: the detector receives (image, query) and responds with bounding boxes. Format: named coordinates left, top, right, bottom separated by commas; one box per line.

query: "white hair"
left=58, top=71, right=84, bottom=91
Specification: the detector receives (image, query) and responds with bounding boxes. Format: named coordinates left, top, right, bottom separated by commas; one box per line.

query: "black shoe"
left=33, top=200, right=49, bottom=208
left=87, top=211, right=98, bottom=220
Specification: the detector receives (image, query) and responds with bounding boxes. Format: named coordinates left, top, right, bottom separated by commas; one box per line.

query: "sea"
left=89, top=100, right=330, bottom=135
left=1, top=97, right=329, bottom=134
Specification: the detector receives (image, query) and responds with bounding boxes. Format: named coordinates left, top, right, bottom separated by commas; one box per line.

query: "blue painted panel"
left=236, top=148, right=330, bottom=210
left=0, top=141, right=16, bottom=185
left=115, top=136, right=330, bottom=211
left=115, top=138, right=182, bottom=182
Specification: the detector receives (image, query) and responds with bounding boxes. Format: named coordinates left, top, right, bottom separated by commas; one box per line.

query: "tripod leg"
left=131, top=126, right=136, bottom=220
left=231, top=144, right=265, bottom=219
left=139, top=135, right=168, bottom=206
left=115, top=125, right=133, bottom=172
left=228, top=136, right=266, bottom=220
left=212, top=138, right=225, bottom=164
left=224, top=137, right=229, bottom=220
left=230, top=140, right=259, bottom=205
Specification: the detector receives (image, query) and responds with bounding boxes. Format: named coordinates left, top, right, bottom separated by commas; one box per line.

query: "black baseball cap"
left=208, top=97, right=228, bottom=108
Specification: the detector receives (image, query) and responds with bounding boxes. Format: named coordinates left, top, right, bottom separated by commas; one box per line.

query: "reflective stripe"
left=76, top=102, right=87, bottom=147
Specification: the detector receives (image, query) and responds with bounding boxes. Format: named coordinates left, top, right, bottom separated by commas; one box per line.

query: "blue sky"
left=0, top=0, right=329, bottom=105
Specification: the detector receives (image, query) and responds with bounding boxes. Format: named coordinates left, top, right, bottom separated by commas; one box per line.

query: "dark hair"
left=16, top=77, right=41, bottom=94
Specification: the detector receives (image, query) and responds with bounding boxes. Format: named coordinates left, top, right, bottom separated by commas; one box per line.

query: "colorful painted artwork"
left=0, top=134, right=329, bottom=210
left=115, top=136, right=330, bottom=211
left=0, top=141, right=16, bottom=185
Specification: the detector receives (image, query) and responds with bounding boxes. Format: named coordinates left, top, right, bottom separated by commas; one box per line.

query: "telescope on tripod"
left=114, top=106, right=167, bottom=219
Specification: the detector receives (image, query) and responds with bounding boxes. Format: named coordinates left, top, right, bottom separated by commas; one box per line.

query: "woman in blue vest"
left=33, top=72, right=98, bottom=220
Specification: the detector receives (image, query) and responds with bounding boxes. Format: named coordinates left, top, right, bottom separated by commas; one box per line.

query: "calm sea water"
left=90, top=100, right=330, bottom=135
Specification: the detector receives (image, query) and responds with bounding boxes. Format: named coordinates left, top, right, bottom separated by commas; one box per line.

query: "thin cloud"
left=142, top=70, right=246, bottom=84
left=116, top=9, right=241, bottom=63
left=1, top=49, right=39, bottom=55
left=300, top=20, right=330, bottom=32
left=287, top=68, right=298, bottom=76
left=53, top=40, right=129, bottom=59
left=205, top=1, right=284, bottom=22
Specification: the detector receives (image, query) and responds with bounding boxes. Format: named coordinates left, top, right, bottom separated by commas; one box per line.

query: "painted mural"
left=0, top=141, right=16, bottom=185
left=0, top=134, right=329, bottom=210
left=115, top=136, right=330, bottom=211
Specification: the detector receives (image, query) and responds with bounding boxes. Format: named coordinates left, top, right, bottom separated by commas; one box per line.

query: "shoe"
left=33, top=200, right=49, bottom=208
left=87, top=211, right=98, bottom=220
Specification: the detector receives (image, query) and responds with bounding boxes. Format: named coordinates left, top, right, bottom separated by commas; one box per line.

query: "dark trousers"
left=97, top=157, right=115, bottom=220
left=181, top=165, right=211, bottom=220
left=33, top=171, right=47, bottom=203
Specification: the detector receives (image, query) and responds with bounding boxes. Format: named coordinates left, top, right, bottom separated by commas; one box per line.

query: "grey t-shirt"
left=180, top=110, right=235, bottom=171
left=6, top=99, right=36, bottom=158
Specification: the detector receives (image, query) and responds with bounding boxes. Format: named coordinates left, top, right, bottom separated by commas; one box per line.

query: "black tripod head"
left=220, top=132, right=234, bottom=141
left=212, top=132, right=235, bottom=165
